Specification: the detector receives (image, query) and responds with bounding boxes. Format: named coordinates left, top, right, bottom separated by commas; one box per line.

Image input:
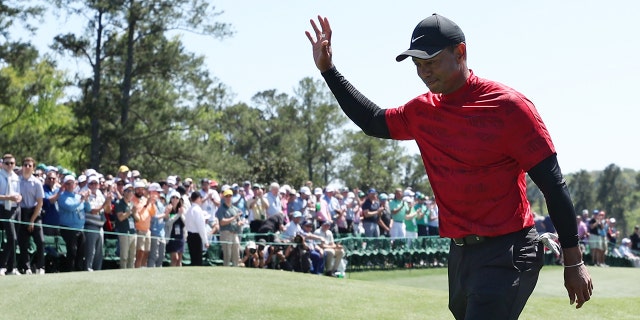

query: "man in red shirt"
left=306, top=13, right=592, bottom=320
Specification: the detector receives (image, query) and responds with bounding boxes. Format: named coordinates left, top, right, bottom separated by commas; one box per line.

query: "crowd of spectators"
left=2, top=153, right=639, bottom=276
left=0, top=154, right=443, bottom=276
left=533, top=207, right=640, bottom=267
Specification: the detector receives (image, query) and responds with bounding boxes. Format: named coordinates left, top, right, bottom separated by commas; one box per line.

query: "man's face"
left=202, top=182, right=209, bottom=191
left=124, top=188, right=134, bottom=199
left=134, top=188, right=145, bottom=198
left=64, top=180, right=76, bottom=191
left=2, top=157, right=15, bottom=172
left=412, top=44, right=466, bottom=94
left=45, top=174, right=57, bottom=187
left=88, top=180, right=99, bottom=192
left=22, top=161, right=34, bottom=175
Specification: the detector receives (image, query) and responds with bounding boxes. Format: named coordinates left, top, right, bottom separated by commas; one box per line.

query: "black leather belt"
left=452, top=235, right=487, bottom=246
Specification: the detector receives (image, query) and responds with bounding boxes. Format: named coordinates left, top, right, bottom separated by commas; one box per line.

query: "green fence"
left=4, top=230, right=636, bottom=272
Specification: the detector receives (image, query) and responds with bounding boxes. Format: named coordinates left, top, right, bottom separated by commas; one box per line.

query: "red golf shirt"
left=386, top=71, right=555, bottom=238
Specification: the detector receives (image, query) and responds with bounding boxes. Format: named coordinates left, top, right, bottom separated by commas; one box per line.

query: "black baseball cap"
left=396, top=13, right=465, bottom=62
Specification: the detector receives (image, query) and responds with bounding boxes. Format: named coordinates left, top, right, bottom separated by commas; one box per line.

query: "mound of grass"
left=1, top=266, right=637, bottom=319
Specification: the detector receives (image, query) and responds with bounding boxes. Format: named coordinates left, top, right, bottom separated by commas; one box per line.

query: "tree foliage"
left=0, top=56, right=74, bottom=166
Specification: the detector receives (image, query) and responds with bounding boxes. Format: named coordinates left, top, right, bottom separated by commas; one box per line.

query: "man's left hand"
left=563, top=247, right=593, bottom=309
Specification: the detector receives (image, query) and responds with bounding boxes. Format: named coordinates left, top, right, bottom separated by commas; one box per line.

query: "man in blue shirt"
left=42, top=171, right=61, bottom=236
left=58, top=175, right=91, bottom=272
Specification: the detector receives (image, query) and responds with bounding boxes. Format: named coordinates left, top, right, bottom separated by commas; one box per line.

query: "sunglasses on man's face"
left=23, top=163, right=33, bottom=168
left=3, top=161, right=15, bottom=166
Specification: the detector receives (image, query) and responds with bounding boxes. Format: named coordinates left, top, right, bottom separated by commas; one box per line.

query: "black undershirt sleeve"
left=527, top=154, right=580, bottom=248
left=321, top=66, right=392, bottom=139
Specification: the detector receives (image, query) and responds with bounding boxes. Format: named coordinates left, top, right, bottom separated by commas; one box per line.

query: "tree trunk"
left=89, top=10, right=104, bottom=170
left=119, top=0, right=137, bottom=166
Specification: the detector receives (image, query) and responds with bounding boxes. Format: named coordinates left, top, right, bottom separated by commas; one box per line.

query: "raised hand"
left=305, top=15, right=333, bottom=72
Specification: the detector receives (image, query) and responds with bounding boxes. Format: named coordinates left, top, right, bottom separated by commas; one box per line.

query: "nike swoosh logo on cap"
left=411, top=35, right=425, bottom=43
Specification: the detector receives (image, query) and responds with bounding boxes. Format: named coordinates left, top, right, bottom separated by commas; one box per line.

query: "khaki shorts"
left=136, top=230, right=151, bottom=251
left=588, top=234, right=606, bottom=251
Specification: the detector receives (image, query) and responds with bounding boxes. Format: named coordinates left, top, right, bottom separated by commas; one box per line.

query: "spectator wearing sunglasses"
left=0, top=154, right=21, bottom=275
left=17, top=157, right=45, bottom=274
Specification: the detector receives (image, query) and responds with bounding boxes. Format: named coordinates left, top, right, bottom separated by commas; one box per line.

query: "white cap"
left=134, top=180, right=147, bottom=189
left=88, top=175, right=99, bottom=184
left=314, top=187, right=323, bottom=195
left=85, top=168, right=98, bottom=177
left=167, top=175, right=177, bottom=185
left=77, top=174, right=87, bottom=183
left=148, top=182, right=161, bottom=192
left=63, top=175, right=75, bottom=183
left=609, top=217, right=616, bottom=224
left=300, top=186, right=312, bottom=196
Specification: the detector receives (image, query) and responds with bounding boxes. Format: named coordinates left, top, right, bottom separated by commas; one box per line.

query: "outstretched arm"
left=306, top=16, right=391, bottom=139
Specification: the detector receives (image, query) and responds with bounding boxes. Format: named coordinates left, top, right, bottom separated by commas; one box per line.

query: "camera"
left=249, top=248, right=256, bottom=254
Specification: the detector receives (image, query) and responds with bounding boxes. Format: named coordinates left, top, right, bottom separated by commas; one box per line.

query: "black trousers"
left=249, top=220, right=263, bottom=234
left=417, top=224, right=429, bottom=237
left=60, top=228, right=85, bottom=272
left=187, top=232, right=203, bottom=266
left=17, top=207, right=45, bottom=270
left=448, top=227, right=543, bottom=320
left=0, top=206, right=19, bottom=270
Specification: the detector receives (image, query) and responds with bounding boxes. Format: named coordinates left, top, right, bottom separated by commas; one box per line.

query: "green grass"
left=1, top=266, right=638, bottom=319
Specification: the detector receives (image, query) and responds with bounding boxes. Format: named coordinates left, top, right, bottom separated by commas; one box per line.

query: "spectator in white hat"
left=617, top=238, right=640, bottom=267
left=132, top=180, right=155, bottom=268
left=114, top=183, right=137, bottom=268
left=147, top=182, right=166, bottom=267
left=84, top=175, right=112, bottom=271
left=57, top=175, right=91, bottom=272
left=606, top=217, right=620, bottom=250
left=266, top=182, right=282, bottom=218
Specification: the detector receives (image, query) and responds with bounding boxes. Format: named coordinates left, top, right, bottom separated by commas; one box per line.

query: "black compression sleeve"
left=527, top=154, right=579, bottom=248
left=321, top=66, right=391, bottom=139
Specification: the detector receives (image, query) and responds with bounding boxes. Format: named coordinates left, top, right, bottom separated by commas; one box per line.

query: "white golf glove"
left=538, top=232, right=561, bottom=256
